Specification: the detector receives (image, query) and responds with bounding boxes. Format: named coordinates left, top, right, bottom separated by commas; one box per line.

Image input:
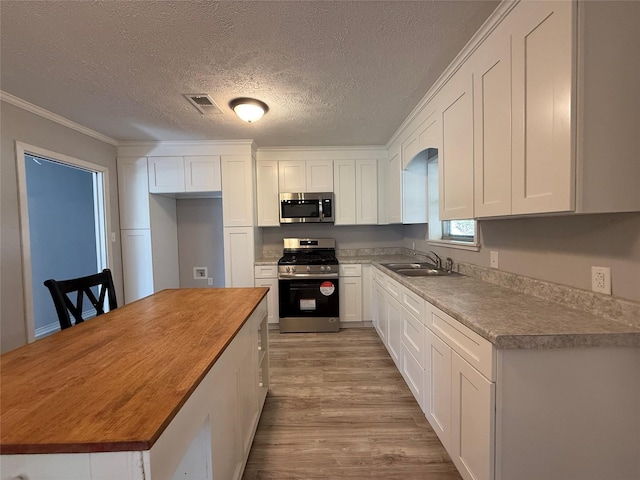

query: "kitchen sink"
left=395, top=268, right=462, bottom=277
left=381, top=262, right=463, bottom=277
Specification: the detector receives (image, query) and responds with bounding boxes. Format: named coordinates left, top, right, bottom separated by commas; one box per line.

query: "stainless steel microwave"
left=279, top=192, right=334, bottom=223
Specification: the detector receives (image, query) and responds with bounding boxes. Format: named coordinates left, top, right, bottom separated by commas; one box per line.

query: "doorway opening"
left=15, top=142, right=112, bottom=341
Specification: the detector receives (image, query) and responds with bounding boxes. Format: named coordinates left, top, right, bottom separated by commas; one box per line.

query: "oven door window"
left=279, top=279, right=339, bottom=318
left=281, top=200, right=320, bottom=219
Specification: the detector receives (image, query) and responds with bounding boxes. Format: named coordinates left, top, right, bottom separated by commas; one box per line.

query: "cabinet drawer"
left=402, top=307, right=425, bottom=368
left=339, top=264, right=362, bottom=277
left=254, top=265, right=277, bottom=279
left=428, top=304, right=495, bottom=381
left=372, top=267, right=386, bottom=285
left=385, top=276, right=402, bottom=300
left=402, top=287, right=425, bottom=323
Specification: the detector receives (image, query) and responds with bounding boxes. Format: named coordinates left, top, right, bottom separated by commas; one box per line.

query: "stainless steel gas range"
left=277, top=238, right=340, bottom=333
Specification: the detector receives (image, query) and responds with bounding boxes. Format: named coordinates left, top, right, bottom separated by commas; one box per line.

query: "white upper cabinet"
left=438, top=65, right=475, bottom=220
left=333, top=160, right=357, bottom=225
left=278, top=161, right=306, bottom=192
left=305, top=160, right=333, bottom=192
left=334, top=159, right=378, bottom=226
left=221, top=155, right=255, bottom=227
left=148, top=155, right=222, bottom=194
left=355, top=159, right=378, bottom=224
left=386, top=148, right=402, bottom=224
left=278, top=160, right=333, bottom=193
left=117, top=157, right=150, bottom=230
left=184, top=155, right=222, bottom=192
left=148, top=156, right=185, bottom=193
left=510, top=0, right=574, bottom=215
left=472, top=23, right=513, bottom=218
left=256, top=160, right=280, bottom=227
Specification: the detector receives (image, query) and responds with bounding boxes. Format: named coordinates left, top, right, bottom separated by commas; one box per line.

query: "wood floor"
left=242, top=328, right=462, bottom=479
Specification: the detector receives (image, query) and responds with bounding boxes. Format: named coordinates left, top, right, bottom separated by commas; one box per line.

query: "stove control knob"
left=286, top=266, right=291, bottom=273
left=320, top=266, right=326, bottom=272
left=326, top=265, right=332, bottom=272
left=291, top=266, right=296, bottom=273
left=306, top=266, right=311, bottom=272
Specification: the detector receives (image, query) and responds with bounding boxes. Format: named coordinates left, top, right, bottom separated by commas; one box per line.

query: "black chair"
left=44, top=269, right=117, bottom=330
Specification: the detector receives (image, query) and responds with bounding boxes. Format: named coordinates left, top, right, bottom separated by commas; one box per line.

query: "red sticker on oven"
left=320, top=281, right=335, bottom=296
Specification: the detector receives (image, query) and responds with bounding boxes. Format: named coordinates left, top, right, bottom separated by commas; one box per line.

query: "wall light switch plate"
left=591, top=266, right=611, bottom=295
left=207, top=277, right=213, bottom=286
left=490, top=251, right=499, bottom=269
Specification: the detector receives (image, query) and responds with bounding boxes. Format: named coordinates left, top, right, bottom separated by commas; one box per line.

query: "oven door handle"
left=278, top=273, right=339, bottom=280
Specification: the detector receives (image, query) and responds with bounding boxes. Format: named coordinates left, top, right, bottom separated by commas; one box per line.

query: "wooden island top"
left=0, top=287, right=268, bottom=455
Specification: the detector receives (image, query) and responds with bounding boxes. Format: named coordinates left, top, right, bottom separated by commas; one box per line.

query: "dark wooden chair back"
left=44, top=269, right=117, bottom=330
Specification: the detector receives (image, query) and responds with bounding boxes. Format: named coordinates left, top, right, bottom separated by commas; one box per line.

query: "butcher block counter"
left=1, top=288, right=270, bottom=480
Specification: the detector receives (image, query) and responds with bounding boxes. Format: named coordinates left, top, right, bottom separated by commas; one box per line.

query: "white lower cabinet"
left=339, top=264, right=362, bottom=325
left=371, top=267, right=638, bottom=480
left=451, top=351, right=495, bottom=480
left=223, top=227, right=255, bottom=287
left=372, top=267, right=494, bottom=480
left=373, top=280, right=387, bottom=344
left=386, top=294, right=402, bottom=369
left=253, top=266, right=279, bottom=325
left=120, top=229, right=154, bottom=304
left=424, top=327, right=453, bottom=450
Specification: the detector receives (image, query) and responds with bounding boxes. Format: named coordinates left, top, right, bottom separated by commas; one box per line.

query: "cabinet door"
left=120, top=229, right=154, bottom=304
left=339, top=275, right=362, bottom=324
left=511, top=0, right=574, bottom=214
left=473, top=26, right=513, bottom=218
left=306, top=160, right=333, bottom=192
left=210, top=362, right=242, bottom=480
left=361, top=264, right=372, bottom=322
left=333, top=160, right=357, bottom=225
left=221, top=155, right=255, bottom=227
left=424, top=328, right=452, bottom=450
left=387, top=149, right=402, bottom=223
left=402, top=344, right=425, bottom=411
left=254, top=277, right=279, bottom=324
left=451, top=351, right=495, bottom=480
left=374, top=281, right=388, bottom=345
left=184, top=155, right=221, bottom=192
left=256, top=161, right=280, bottom=226
left=439, top=67, right=475, bottom=220
left=148, top=156, right=185, bottom=193
left=356, top=159, right=378, bottom=224
left=386, top=294, right=402, bottom=368
left=117, top=157, right=150, bottom=229
left=278, top=161, right=306, bottom=192
left=223, top=226, right=255, bottom=287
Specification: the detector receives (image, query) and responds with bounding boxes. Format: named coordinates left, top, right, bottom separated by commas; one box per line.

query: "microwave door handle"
left=319, top=199, right=323, bottom=220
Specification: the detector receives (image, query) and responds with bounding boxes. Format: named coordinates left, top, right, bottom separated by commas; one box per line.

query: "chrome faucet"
left=425, top=251, right=442, bottom=269
left=445, top=257, right=454, bottom=273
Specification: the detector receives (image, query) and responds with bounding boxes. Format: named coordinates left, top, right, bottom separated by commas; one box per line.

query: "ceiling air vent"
left=183, top=94, right=223, bottom=115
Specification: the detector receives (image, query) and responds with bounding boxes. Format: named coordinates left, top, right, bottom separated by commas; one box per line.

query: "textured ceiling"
left=0, top=1, right=499, bottom=146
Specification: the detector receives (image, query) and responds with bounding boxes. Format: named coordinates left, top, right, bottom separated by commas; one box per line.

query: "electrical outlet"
left=591, top=266, right=611, bottom=295
left=207, top=277, right=213, bottom=286
left=490, top=251, right=499, bottom=269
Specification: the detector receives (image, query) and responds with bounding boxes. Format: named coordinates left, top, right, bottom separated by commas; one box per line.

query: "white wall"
left=1, top=101, right=122, bottom=353
left=403, top=212, right=640, bottom=303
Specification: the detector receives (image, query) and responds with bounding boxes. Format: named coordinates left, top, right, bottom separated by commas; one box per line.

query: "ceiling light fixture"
left=229, top=98, right=269, bottom=123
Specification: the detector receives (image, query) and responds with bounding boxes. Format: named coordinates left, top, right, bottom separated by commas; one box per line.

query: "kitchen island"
left=1, top=288, right=270, bottom=480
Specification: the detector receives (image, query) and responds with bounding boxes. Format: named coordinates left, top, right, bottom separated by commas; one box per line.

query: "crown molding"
left=0, top=91, right=118, bottom=146
left=257, top=145, right=386, bottom=152
left=386, top=0, right=519, bottom=149
left=117, top=139, right=256, bottom=147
